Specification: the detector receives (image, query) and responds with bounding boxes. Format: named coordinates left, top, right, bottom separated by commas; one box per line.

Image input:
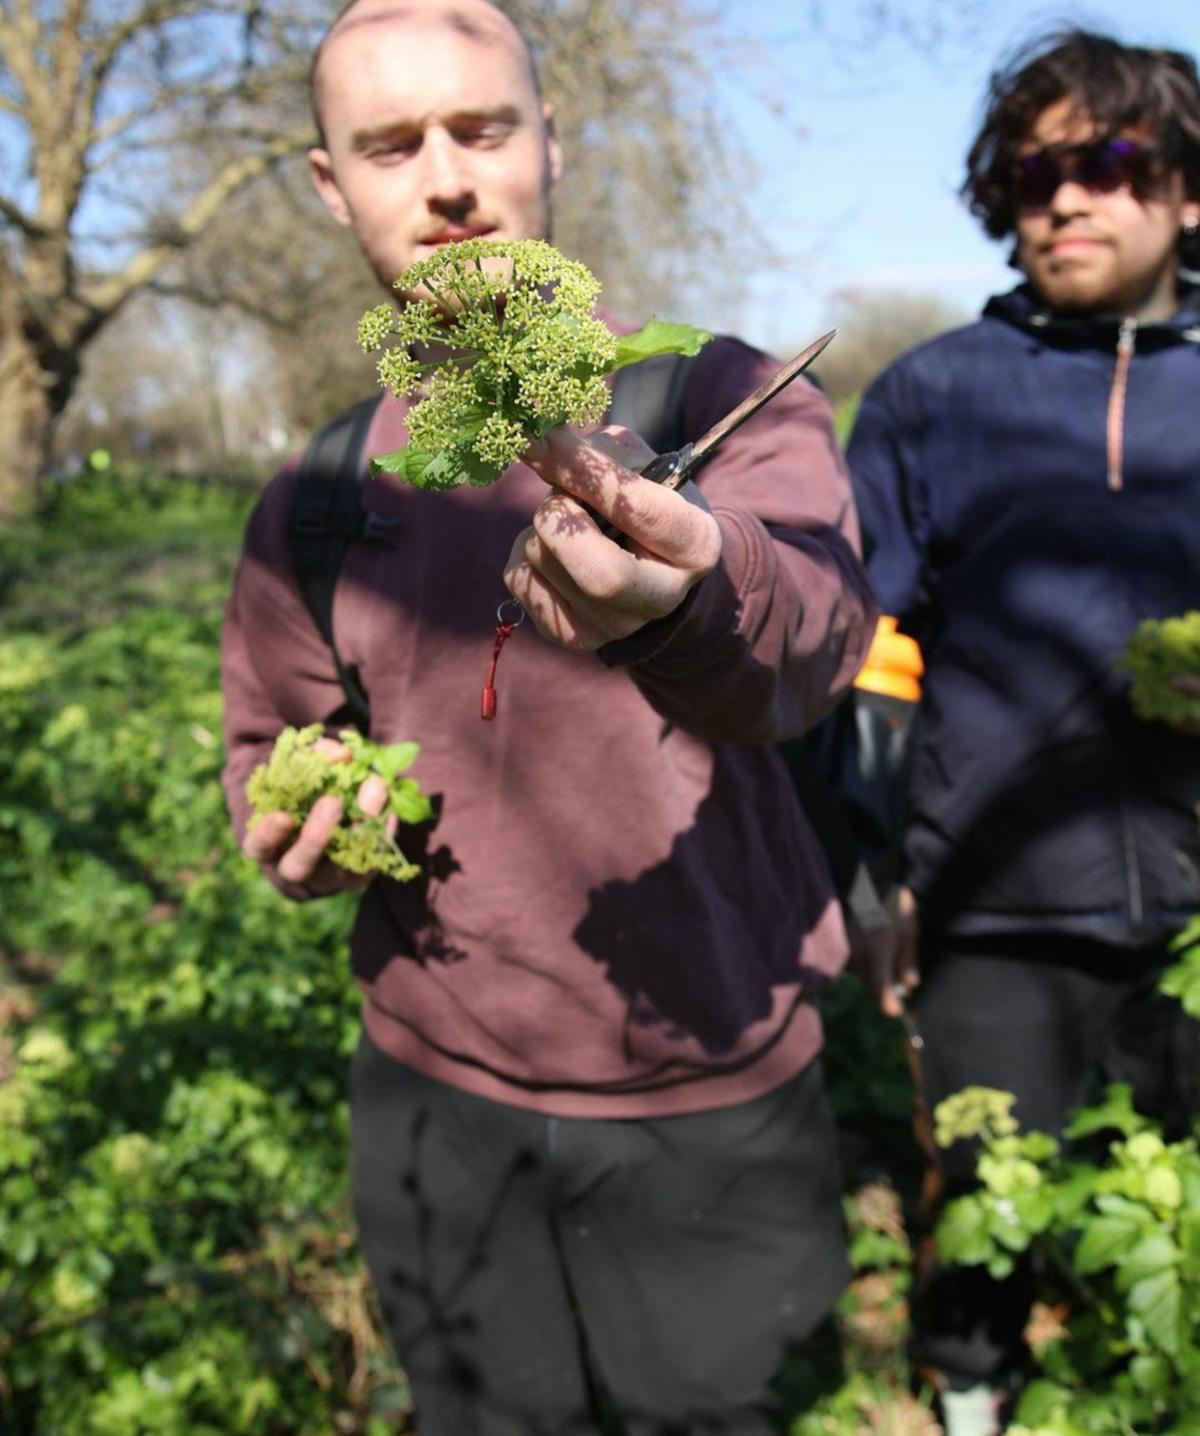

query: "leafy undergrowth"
left=1, top=472, right=410, bottom=1434
left=0, top=468, right=929, bottom=1434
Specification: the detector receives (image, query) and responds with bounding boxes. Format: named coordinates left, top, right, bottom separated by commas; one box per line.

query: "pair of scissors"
left=484, top=326, right=838, bottom=717
left=591, top=325, right=838, bottom=540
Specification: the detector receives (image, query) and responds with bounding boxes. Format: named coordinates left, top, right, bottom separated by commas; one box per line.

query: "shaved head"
left=310, top=0, right=540, bottom=146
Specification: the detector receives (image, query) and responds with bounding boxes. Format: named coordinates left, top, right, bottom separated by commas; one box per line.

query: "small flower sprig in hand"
left=246, top=725, right=433, bottom=881
left=357, top=238, right=711, bottom=492
left=1118, top=610, right=1200, bottom=730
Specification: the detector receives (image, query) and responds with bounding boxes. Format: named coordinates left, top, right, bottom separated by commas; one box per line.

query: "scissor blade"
left=687, top=327, right=838, bottom=468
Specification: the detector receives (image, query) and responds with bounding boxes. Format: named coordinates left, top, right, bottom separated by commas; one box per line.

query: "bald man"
left=221, top=3, right=876, bottom=1431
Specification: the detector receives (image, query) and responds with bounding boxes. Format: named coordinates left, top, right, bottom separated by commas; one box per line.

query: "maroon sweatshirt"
left=221, top=333, right=876, bottom=1117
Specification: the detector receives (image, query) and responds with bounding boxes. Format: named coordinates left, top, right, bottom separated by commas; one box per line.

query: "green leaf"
left=1013, top=1187, right=1057, bottom=1234
left=611, top=319, right=712, bottom=372
left=404, top=444, right=503, bottom=492
left=1128, top=1353, right=1172, bottom=1400
left=1115, top=1233, right=1180, bottom=1291
left=1094, top=1192, right=1154, bottom=1219
left=1050, top=1163, right=1101, bottom=1222
left=390, top=779, right=434, bottom=825
left=1160, top=938, right=1200, bottom=1019
left=368, top=444, right=438, bottom=482
left=987, top=1200, right=1032, bottom=1252
left=1128, top=1268, right=1184, bottom=1357
left=1073, top=1212, right=1146, bottom=1275
left=372, top=742, right=420, bottom=780
left=935, top=1196, right=993, bottom=1266
left=1065, top=1082, right=1149, bottom=1140
left=1015, top=1378, right=1074, bottom=1426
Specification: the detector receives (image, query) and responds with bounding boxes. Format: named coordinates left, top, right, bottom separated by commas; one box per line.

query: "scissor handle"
left=636, top=444, right=694, bottom=490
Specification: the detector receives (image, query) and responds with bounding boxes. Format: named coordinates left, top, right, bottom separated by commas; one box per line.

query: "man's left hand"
left=1169, top=673, right=1200, bottom=736
left=504, top=426, right=722, bottom=652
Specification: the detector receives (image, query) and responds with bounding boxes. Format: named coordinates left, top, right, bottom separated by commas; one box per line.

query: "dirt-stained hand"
left=1168, top=674, right=1200, bottom=737
left=847, top=884, right=920, bottom=1019
left=503, top=426, right=722, bottom=652
left=242, top=737, right=393, bottom=896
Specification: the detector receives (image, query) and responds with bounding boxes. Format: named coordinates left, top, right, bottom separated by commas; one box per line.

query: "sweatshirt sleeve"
left=845, top=361, right=933, bottom=635
left=220, top=465, right=354, bottom=892
left=598, top=336, right=877, bottom=744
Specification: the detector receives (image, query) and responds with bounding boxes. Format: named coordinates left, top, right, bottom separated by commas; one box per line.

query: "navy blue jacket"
left=848, top=282, right=1200, bottom=945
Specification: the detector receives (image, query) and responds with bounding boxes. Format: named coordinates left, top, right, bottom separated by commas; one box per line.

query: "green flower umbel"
left=358, top=238, right=711, bottom=491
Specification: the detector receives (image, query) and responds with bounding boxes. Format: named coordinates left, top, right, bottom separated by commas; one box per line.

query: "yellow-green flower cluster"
left=934, top=1086, right=1021, bottom=1148
left=246, top=724, right=432, bottom=882
left=1118, top=610, right=1200, bottom=725
left=357, top=238, right=620, bottom=490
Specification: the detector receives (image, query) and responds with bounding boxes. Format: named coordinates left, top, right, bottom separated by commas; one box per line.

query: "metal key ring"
left=497, top=599, right=526, bottom=627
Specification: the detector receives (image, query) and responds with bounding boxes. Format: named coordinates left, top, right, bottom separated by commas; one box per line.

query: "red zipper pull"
left=481, top=600, right=525, bottom=720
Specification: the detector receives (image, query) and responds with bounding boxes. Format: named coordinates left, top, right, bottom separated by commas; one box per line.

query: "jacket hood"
left=983, top=279, right=1200, bottom=346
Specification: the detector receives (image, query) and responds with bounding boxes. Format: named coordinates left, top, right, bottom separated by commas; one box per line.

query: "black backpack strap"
left=607, top=352, right=702, bottom=455
left=290, top=394, right=385, bottom=732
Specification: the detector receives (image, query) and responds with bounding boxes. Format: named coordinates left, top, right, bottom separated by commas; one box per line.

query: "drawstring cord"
left=481, top=599, right=525, bottom=720
left=1106, top=317, right=1137, bottom=492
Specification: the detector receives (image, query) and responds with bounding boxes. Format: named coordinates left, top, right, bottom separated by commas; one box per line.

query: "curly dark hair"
left=963, top=29, right=1200, bottom=270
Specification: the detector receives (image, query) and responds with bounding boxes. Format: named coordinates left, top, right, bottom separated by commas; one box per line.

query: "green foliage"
left=358, top=238, right=710, bottom=490
left=789, top=1179, right=939, bottom=1436
left=1117, top=611, right=1200, bottom=726
left=934, top=1056, right=1200, bottom=1433
left=1161, top=917, right=1200, bottom=1020
left=0, top=473, right=408, bottom=1433
left=246, top=726, right=433, bottom=881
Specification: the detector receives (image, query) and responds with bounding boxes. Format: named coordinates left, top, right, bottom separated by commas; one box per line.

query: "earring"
left=1185, top=215, right=1200, bottom=237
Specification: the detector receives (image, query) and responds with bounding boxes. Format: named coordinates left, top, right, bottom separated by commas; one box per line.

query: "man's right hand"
left=242, top=737, right=392, bottom=896
left=847, top=884, right=920, bottom=1019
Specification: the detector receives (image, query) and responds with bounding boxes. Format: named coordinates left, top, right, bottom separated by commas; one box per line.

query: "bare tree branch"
left=82, top=127, right=311, bottom=320
left=0, top=190, right=45, bottom=239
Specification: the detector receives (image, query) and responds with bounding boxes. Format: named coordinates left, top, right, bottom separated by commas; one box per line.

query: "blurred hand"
left=847, top=884, right=920, bottom=1019
left=504, top=425, right=722, bottom=652
left=1168, top=674, right=1200, bottom=736
left=242, top=737, right=393, bottom=896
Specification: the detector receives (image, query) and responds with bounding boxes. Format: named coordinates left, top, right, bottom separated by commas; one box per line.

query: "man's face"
left=308, top=2, right=562, bottom=296
left=1013, top=98, right=1200, bottom=321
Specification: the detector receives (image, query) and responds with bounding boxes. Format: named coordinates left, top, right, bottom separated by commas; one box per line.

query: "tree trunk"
left=0, top=329, right=55, bottom=524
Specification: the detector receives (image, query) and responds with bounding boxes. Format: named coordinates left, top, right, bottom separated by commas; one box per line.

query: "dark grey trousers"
left=350, top=1032, right=849, bottom=1436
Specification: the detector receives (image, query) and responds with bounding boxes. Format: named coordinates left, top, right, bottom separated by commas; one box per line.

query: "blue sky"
left=700, top=0, right=1200, bottom=353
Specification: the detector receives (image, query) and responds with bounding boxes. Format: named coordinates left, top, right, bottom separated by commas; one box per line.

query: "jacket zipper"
left=1105, top=318, right=1137, bottom=491
left=1109, top=317, right=1142, bottom=922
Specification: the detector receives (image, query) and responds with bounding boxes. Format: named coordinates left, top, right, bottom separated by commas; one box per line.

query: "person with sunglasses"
left=846, top=28, right=1200, bottom=1436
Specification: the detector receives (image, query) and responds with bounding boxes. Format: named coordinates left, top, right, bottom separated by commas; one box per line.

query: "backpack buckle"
left=363, top=511, right=403, bottom=544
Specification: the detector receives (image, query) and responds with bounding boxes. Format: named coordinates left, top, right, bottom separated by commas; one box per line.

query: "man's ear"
left=542, top=103, right=564, bottom=187
left=309, top=147, right=353, bottom=228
